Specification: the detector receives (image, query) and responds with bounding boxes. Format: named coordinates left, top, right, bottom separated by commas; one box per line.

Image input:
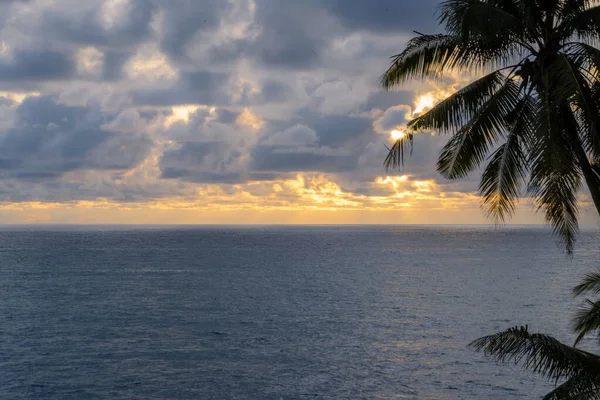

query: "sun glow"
left=164, top=105, right=202, bottom=127
left=413, top=94, right=436, bottom=116
left=391, top=129, right=405, bottom=140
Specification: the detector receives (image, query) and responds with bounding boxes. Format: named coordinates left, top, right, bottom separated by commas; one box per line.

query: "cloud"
left=316, top=0, right=443, bottom=34
left=0, top=49, right=74, bottom=82
left=0, top=0, right=548, bottom=224
left=132, top=70, right=230, bottom=106
left=262, top=124, right=317, bottom=146
left=312, top=80, right=369, bottom=115
left=375, top=105, right=411, bottom=132
left=35, top=0, right=156, bottom=48
left=0, top=96, right=152, bottom=180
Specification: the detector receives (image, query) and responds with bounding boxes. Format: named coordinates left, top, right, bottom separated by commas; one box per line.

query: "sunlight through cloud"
left=390, top=129, right=405, bottom=141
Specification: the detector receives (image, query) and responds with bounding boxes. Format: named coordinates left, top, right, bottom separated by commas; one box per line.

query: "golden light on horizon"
left=375, top=175, right=409, bottom=188
left=390, top=129, right=405, bottom=140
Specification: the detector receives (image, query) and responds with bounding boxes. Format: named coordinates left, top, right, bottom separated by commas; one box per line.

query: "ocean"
left=0, top=225, right=598, bottom=399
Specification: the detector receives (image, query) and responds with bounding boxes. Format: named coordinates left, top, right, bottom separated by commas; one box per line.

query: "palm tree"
left=381, top=0, right=600, bottom=253
left=470, top=270, right=600, bottom=399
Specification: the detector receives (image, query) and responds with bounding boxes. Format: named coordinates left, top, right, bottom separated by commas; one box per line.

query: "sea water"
left=1, top=225, right=598, bottom=399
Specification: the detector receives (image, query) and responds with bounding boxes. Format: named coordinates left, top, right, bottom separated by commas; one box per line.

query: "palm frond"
left=478, top=97, right=535, bottom=222
left=437, top=0, right=470, bottom=33
left=573, top=270, right=600, bottom=296
left=469, top=326, right=600, bottom=382
left=407, top=70, right=508, bottom=133
left=543, top=376, right=600, bottom=400
left=384, top=133, right=414, bottom=171
left=558, top=5, right=600, bottom=42
left=554, top=53, right=600, bottom=165
left=438, top=0, right=527, bottom=67
left=436, top=79, right=521, bottom=179
left=519, top=0, right=545, bottom=36
left=573, top=299, right=600, bottom=345
left=528, top=91, right=582, bottom=253
left=564, top=44, right=600, bottom=155
left=439, top=0, right=523, bottom=38
left=549, top=52, right=600, bottom=217
left=486, top=0, right=523, bottom=19
left=479, top=142, right=524, bottom=222
left=566, top=43, right=600, bottom=81
left=557, top=0, right=594, bottom=22
left=380, top=34, right=461, bottom=89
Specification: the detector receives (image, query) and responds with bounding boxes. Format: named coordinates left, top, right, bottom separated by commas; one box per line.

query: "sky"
left=0, top=0, right=596, bottom=225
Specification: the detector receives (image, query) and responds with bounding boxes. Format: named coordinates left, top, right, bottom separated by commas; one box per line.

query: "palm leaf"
left=527, top=88, right=582, bottom=253
left=439, top=0, right=527, bottom=64
left=543, top=376, right=600, bottom=400
left=566, top=41, right=600, bottom=82
left=574, top=270, right=600, bottom=297
left=384, top=133, right=414, bottom=171
left=564, top=44, right=600, bottom=155
left=556, top=0, right=594, bottom=23
left=573, top=299, right=600, bottom=345
left=551, top=51, right=600, bottom=159
left=548, top=53, right=600, bottom=218
left=436, top=78, right=521, bottom=179
left=486, top=0, right=523, bottom=19
left=407, top=70, right=507, bottom=133
left=380, top=34, right=461, bottom=89
left=469, top=326, right=600, bottom=382
left=478, top=97, right=534, bottom=222
left=439, top=0, right=523, bottom=38
left=558, top=5, right=600, bottom=42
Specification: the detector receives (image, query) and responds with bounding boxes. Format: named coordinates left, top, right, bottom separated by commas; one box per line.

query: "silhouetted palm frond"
left=382, top=0, right=600, bottom=252
left=469, top=326, right=600, bottom=382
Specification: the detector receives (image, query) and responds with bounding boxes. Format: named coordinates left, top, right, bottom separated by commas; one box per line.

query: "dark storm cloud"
left=159, top=141, right=280, bottom=184
left=149, top=0, right=440, bottom=72
left=0, top=49, right=74, bottom=82
left=303, top=112, right=373, bottom=147
left=245, top=115, right=368, bottom=175
left=37, top=0, right=155, bottom=48
left=247, top=1, right=330, bottom=70
left=132, top=71, right=230, bottom=106
left=213, top=109, right=240, bottom=124
left=155, top=0, right=230, bottom=61
left=316, top=0, right=443, bottom=34
left=246, top=0, right=443, bottom=70
left=250, top=146, right=357, bottom=174
left=0, top=96, right=152, bottom=180
left=259, top=80, right=293, bottom=103
left=101, top=50, right=132, bottom=81
left=149, top=0, right=331, bottom=70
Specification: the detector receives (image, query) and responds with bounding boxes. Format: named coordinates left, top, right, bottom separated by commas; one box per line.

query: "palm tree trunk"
left=573, top=140, right=600, bottom=218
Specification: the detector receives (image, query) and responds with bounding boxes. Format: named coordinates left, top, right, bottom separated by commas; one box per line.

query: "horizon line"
left=1, top=222, right=598, bottom=227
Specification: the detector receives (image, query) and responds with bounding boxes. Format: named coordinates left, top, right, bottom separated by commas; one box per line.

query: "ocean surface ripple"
left=0, top=225, right=598, bottom=399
